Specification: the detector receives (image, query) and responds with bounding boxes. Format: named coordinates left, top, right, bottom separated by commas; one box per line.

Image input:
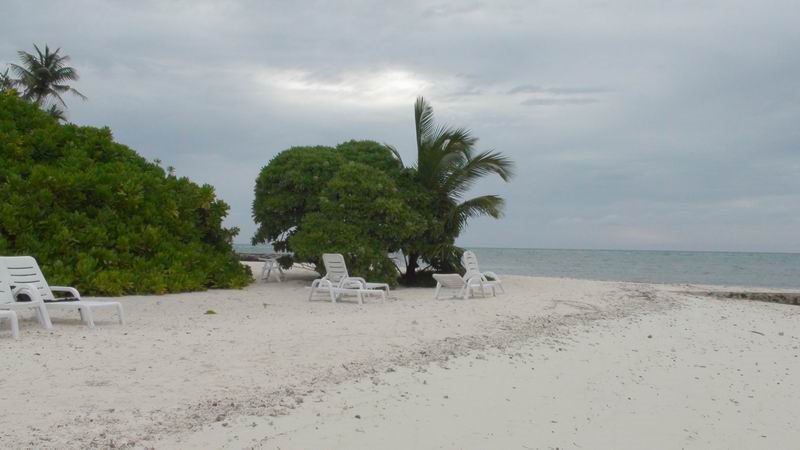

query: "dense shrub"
left=0, top=92, right=252, bottom=295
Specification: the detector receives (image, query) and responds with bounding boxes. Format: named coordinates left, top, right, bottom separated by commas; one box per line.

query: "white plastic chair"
left=433, top=271, right=497, bottom=300
left=0, top=264, right=52, bottom=331
left=1, top=256, right=124, bottom=328
left=259, top=257, right=284, bottom=282
left=462, top=250, right=504, bottom=294
left=0, top=310, right=20, bottom=339
left=308, top=253, right=389, bottom=304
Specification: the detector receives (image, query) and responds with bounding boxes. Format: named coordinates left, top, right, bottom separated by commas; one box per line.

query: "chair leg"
left=329, top=289, right=337, bottom=303
left=37, top=304, right=53, bottom=330
left=11, top=313, right=19, bottom=339
left=82, top=306, right=96, bottom=328
left=434, top=284, right=441, bottom=300
left=116, top=304, right=126, bottom=325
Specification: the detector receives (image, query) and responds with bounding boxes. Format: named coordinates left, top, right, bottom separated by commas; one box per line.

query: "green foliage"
left=0, top=92, right=252, bottom=295
left=252, top=140, right=405, bottom=251
left=401, top=97, right=515, bottom=281
left=0, top=69, right=13, bottom=92
left=289, top=163, right=421, bottom=286
left=252, top=98, right=514, bottom=286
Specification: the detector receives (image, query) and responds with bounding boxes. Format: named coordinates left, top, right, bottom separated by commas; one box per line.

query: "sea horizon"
left=234, top=244, right=800, bottom=289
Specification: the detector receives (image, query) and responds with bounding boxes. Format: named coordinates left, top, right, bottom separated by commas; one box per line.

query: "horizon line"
left=233, top=242, right=800, bottom=256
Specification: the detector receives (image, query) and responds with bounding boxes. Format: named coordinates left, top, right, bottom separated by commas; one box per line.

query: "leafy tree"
left=289, top=163, right=421, bottom=285
left=252, top=141, right=403, bottom=252
left=252, top=145, right=343, bottom=250
left=401, top=97, right=514, bottom=283
left=0, top=92, right=252, bottom=295
left=9, top=44, right=86, bottom=108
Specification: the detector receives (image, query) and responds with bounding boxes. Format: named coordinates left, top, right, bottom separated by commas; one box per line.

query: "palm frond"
left=414, top=96, right=435, bottom=154
left=440, top=151, right=514, bottom=200
left=449, top=195, right=506, bottom=230
left=383, top=143, right=404, bottom=167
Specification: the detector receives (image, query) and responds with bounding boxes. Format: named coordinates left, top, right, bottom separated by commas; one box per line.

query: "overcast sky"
left=2, top=0, right=798, bottom=252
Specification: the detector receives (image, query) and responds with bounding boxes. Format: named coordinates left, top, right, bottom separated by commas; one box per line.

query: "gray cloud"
left=508, top=85, right=613, bottom=95
left=1, top=0, right=798, bottom=252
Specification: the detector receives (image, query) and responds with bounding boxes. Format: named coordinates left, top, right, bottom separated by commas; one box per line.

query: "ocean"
left=233, top=244, right=800, bottom=289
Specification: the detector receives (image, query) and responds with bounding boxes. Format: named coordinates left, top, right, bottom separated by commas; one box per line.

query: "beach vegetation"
left=0, top=92, right=252, bottom=295
left=399, top=97, right=514, bottom=283
left=252, top=97, right=514, bottom=285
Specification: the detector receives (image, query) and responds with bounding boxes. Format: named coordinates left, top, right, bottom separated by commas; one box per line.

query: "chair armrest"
left=483, top=271, right=500, bottom=281
left=12, top=284, right=45, bottom=302
left=340, top=277, right=366, bottom=289
left=464, top=273, right=485, bottom=285
left=50, top=286, right=81, bottom=299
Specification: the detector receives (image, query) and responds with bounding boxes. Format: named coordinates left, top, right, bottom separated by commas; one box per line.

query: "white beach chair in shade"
left=259, top=256, right=284, bottom=282
left=0, top=265, right=52, bottom=331
left=0, top=256, right=125, bottom=328
left=308, top=253, right=389, bottom=304
left=433, top=271, right=497, bottom=300
left=462, top=250, right=504, bottom=294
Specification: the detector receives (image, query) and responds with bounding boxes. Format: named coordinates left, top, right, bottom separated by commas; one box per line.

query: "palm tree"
left=0, top=68, right=13, bottom=91
left=10, top=44, right=86, bottom=107
left=402, top=96, right=514, bottom=282
left=45, top=104, right=67, bottom=122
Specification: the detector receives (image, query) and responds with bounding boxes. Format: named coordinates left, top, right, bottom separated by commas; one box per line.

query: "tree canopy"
left=0, top=92, right=252, bottom=295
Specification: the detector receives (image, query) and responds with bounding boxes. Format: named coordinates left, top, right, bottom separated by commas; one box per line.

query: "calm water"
left=234, top=244, right=800, bottom=289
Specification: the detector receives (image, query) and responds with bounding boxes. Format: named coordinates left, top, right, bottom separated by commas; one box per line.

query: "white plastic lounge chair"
left=0, top=310, right=20, bottom=339
left=0, top=256, right=124, bottom=328
left=0, top=265, right=52, bottom=331
left=433, top=271, right=497, bottom=300
left=462, top=250, right=504, bottom=294
left=308, top=253, right=389, bottom=304
left=259, top=256, right=284, bottom=282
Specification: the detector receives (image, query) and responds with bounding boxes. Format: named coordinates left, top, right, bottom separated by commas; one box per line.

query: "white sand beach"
left=1, top=263, right=798, bottom=449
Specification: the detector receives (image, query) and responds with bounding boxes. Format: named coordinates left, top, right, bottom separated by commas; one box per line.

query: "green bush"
left=289, top=162, right=421, bottom=286
left=252, top=141, right=412, bottom=285
left=0, top=92, right=252, bottom=295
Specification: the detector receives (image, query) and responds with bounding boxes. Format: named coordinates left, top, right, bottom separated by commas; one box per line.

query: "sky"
left=2, top=0, right=799, bottom=252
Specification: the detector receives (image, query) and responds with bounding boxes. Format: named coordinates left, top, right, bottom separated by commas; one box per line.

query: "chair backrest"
left=321, top=253, right=349, bottom=284
left=433, top=273, right=466, bottom=288
left=0, top=256, right=55, bottom=301
left=462, top=250, right=481, bottom=273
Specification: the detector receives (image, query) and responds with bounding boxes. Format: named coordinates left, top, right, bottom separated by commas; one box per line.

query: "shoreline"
left=1, top=266, right=798, bottom=448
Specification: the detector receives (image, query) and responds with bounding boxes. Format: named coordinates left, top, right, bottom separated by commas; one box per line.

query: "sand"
left=1, top=262, right=798, bottom=449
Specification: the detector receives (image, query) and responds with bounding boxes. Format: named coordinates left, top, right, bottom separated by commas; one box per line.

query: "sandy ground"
left=1, top=262, right=798, bottom=449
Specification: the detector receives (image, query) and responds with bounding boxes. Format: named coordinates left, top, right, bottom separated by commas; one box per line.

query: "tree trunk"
left=403, top=252, right=419, bottom=284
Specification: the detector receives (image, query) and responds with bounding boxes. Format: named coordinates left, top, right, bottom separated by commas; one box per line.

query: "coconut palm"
left=45, top=104, right=67, bottom=122
left=402, top=96, right=514, bottom=281
left=0, top=68, right=13, bottom=91
left=10, top=44, right=86, bottom=107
